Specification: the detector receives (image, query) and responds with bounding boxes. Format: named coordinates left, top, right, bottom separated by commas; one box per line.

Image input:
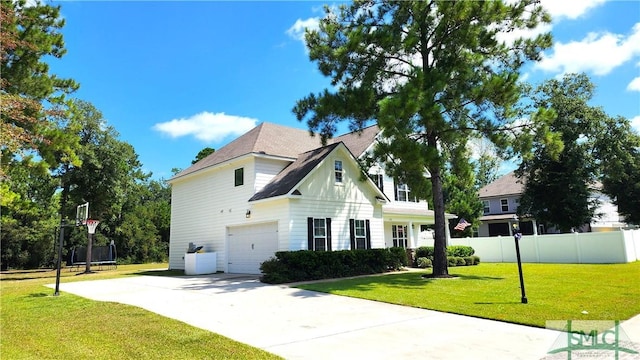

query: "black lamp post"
left=512, top=218, right=528, bottom=304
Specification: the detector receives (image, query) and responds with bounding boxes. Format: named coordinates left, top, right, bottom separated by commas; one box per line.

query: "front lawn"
left=296, top=262, right=640, bottom=328
left=0, top=264, right=280, bottom=360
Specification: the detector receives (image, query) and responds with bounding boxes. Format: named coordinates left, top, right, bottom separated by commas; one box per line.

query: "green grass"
left=1, top=264, right=281, bottom=360
left=296, top=262, right=640, bottom=328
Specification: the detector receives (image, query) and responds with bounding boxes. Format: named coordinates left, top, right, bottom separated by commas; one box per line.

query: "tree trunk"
left=430, top=167, right=449, bottom=277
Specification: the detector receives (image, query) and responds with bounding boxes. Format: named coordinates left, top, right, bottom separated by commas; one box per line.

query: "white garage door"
left=227, top=222, right=279, bottom=274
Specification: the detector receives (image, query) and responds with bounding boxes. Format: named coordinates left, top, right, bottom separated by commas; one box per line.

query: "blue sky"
left=48, top=0, right=640, bottom=179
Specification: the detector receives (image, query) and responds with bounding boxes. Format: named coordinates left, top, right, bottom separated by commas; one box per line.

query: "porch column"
left=408, top=221, right=416, bottom=248
left=445, top=221, right=451, bottom=246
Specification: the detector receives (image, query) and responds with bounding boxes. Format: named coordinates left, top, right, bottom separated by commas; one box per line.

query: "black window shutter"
left=307, top=217, right=314, bottom=251
left=365, top=220, right=371, bottom=249
left=326, top=218, right=332, bottom=251
left=394, top=181, right=398, bottom=201
left=349, top=219, right=355, bottom=250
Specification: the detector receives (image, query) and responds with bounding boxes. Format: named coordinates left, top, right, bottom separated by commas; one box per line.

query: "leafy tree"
left=443, top=141, right=483, bottom=237
left=473, top=139, right=502, bottom=189
left=293, top=0, right=551, bottom=276
left=594, top=116, right=640, bottom=224
left=0, top=0, right=80, bottom=174
left=192, top=147, right=215, bottom=164
left=517, top=74, right=603, bottom=232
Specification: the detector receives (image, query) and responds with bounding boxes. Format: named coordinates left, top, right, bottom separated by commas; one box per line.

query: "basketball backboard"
left=76, top=202, right=89, bottom=226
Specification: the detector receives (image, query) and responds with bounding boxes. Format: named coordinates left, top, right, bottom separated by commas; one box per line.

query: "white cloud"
left=286, top=17, right=320, bottom=42
left=535, top=23, right=640, bottom=76
left=540, top=0, right=607, bottom=20
left=631, top=115, right=640, bottom=133
left=153, top=112, right=258, bottom=142
left=627, top=77, right=640, bottom=91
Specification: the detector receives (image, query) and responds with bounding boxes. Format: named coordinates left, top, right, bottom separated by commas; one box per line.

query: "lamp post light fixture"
left=512, top=215, right=528, bottom=304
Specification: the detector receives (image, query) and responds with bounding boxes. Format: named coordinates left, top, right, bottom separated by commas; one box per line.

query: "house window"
left=234, top=168, right=244, bottom=187
left=307, top=217, right=332, bottom=251
left=369, top=173, right=384, bottom=192
left=395, top=182, right=417, bottom=202
left=483, top=200, right=490, bottom=214
left=392, top=225, right=408, bottom=248
left=334, top=160, right=343, bottom=183
left=350, top=219, right=370, bottom=249
left=500, top=198, right=509, bottom=212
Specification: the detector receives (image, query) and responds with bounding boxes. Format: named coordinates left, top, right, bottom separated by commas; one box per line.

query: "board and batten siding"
left=169, top=156, right=257, bottom=271
left=287, top=147, right=384, bottom=251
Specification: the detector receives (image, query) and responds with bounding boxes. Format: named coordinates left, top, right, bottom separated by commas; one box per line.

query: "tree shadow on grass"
left=299, top=272, right=505, bottom=293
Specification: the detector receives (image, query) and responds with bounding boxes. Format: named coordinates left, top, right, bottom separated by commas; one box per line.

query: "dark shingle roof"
left=172, top=122, right=381, bottom=180
left=249, top=143, right=341, bottom=201
left=331, top=124, right=380, bottom=157
left=172, top=122, right=324, bottom=179
left=478, top=171, right=525, bottom=198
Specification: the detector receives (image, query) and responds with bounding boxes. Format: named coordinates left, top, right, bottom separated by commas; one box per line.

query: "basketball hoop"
left=86, top=219, right=100, bottom=234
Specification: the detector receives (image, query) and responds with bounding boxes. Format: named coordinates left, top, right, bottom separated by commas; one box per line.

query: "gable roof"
left=331, top=124, right=380, bottom=158
left=478, top=171, right=525, bottom=198
left=172, top=122, right=381, bottom=180
left=249, top=142, right=341, bottom=202
left=173, top=122, right=324, bottom=179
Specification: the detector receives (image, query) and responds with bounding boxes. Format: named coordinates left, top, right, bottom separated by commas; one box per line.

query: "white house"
left=168, top=122, right=440, bottom=274
left=477, top=172, right=626, bottom=237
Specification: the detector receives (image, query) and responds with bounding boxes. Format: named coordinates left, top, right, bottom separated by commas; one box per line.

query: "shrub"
left=387, top=247, right=409, bottom=270
left=447, top=256, right=458, bottom=266
left=471, top=255, right=480, bottom=265
left=417, top=257, right=432, bottom=268
left=448, top=245, right=475, bottom=257
left=456, top=257, right=466, bottom=266
left=259, top=248, right=401, bottom=284
left=463, top=256, right=474, bottom=266
left=415, top=246, right=434, bottom=259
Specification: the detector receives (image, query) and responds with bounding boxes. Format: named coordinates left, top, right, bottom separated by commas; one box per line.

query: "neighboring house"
left=477, top=172, right=626, bottom=237
left=168, top=122, right=441, bottom=274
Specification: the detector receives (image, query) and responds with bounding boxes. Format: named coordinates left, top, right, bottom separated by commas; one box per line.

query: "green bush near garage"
left=260, top=248, right=408, bottom=284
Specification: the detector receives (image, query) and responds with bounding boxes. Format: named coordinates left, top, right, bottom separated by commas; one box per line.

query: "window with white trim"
left=369, top=173, right=384, bottom=192
left=483, top=200, right=490, bottom=214
left=334, top=160, right=343, bottom=183
left=394, top=181, right=418, bottom=202
left=307, top=217, right=332, bottom=251
left=354, top=220, right=366, bottom=249
left=392, top=225, right=408, bottom=248
left=500, top=198, right=509, bottom=212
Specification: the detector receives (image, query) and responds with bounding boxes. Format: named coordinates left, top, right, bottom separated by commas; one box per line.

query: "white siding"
left=254, top=157, right=290, bottom=193
left=288, top=147, right=385, bottom=250
left=169, top=157, right=256, bottom=270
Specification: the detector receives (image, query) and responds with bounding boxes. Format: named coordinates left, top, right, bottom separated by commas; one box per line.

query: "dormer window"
left=395, top=181, right=417, bottom=202
left=334, top=160, right=343, bottom=183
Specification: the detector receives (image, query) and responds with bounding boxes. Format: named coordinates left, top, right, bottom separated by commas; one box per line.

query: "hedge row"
left=416, top=255, right=480, bottom=268
left=415, top=245, right=475, bottom=259
left=260, top=248, right=408, bottom=284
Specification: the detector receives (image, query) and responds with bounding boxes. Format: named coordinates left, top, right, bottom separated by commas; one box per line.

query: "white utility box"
left=184, top=252, right=217, bottom=275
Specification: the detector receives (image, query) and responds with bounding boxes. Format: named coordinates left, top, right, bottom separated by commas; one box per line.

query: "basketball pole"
left=54, top=219, right=72, bottom=296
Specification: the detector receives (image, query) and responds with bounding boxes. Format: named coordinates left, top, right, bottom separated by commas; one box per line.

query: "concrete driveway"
left=50, top=273, right=640, bottom=360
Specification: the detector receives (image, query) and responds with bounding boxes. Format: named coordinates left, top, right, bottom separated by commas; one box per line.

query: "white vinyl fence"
left=448, top=229, right=640, bottom=264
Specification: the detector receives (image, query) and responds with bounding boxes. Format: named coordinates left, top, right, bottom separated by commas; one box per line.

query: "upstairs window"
left=234, top=168, right=244, bottom=187
left=334, top=160, right=343, bottom=183
left=369, top=173, right=384, bottom=192
left=395, top=182, right=417, bottom=202
left=483, top=200, right=490, bottom=214
left=500, top=198, right=509, bottom=212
